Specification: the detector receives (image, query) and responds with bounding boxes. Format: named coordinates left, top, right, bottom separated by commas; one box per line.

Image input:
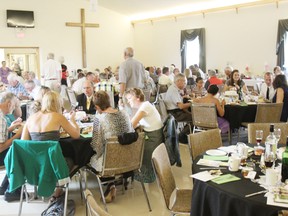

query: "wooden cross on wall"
left=66, top=8, right=99, bottom=68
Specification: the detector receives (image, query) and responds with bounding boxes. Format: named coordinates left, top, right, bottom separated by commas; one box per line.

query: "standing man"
left=0, top=61, right=12, bottom=85
left=41, top=53, right=61, bottom=92
left=260, top=72, right=275, bottom=101
left=118, top=47, right=146, bottom=103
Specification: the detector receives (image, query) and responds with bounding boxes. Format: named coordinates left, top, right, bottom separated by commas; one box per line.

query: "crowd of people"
left=0, top=47, right=287, bottom=207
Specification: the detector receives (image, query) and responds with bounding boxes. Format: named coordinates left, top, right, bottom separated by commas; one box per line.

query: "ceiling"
left=97, top=0, right=263, bottom=21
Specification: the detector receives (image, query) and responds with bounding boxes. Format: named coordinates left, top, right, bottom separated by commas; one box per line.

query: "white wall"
left=134, top=2, right=288, bottom=76
left=0, top=0, right=134, bottom=75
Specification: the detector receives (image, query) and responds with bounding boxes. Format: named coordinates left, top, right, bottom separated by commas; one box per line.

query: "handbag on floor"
left=41, top=194, right=75, bottom=216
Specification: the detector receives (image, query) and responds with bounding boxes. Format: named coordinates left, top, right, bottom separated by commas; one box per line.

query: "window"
left=180, top=28, right=205, bottom=73
left=185, top=36, right=200, bottom=68
left=284, top=32, right=288, bottom=71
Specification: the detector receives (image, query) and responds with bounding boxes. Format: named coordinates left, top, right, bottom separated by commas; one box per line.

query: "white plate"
left=206, top=149, right=227, bottom=156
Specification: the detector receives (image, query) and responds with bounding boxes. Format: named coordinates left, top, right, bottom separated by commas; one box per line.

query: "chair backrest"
left=142, top=88, right=151, bottom=102
left=66, top=87, right=78, bottom=108
left=151, top=143, right=176, bottom=210
left=188, top=129, right=223, bottom=161
left=84, top=189, right=112, bottom=216
left=4, top=139, right=69, bottom=197
left=158, top=93, right=168, bottom=122
left=159, top=84, right=169, bottom=93
left=255, top=103, right=283, bottom=123
left=101, top=132, right=145, bottom=177
left=26, top=101, right=34, bottom=119
left=191, top=103, right=218, bottom=129
left=248, top=123, right=288, bottom=145
left=217, top=84, right=224, bottom=95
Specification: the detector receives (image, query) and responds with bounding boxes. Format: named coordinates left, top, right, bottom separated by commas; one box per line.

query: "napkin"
left=203, top=155, right=229, bottom=161
left=197, top=159, right=220, bottom=167
left=211, top=174, right=241, bottom=184
left=81, top=133, right=92, bottom=138
left=190, top=171, right=221, bottom=182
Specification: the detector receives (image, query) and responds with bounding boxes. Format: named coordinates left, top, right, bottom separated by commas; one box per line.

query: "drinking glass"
left=274, top=128, right=281, bottom=143
left=264, top=143, right=275, bottom=169
left=255, top=130, right=263, bottom=146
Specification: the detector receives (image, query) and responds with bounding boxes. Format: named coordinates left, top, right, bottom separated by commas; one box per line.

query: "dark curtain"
left=180, top=28, right=206, bottom=73
left=276, top=19, right=288, bottom=70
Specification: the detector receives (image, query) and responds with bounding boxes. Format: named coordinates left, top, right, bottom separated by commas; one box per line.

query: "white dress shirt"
left=260, top=83, right=275, bottom=100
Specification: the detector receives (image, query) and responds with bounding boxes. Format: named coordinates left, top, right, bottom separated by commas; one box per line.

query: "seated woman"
left=193, top=85, right=229, bottom=134
left=192, top=77, right=207, bottom=97
left=223, top=69, right=248, bottom=96
left=21, top=91, right=80, bottom=200
left=125, top=88, right=164, bottom=183
left=272, top=74, right=288, bottom=122
left=90, top=90, right=134, bottom=202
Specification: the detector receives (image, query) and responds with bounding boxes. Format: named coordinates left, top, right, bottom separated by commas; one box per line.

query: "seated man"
left=204, top=69, right=224, bottom=90
left=24, top=80, right=41, bottom=100
left=7, top=73, right=29, bottom=100
left=0, top=92, right=23, bottom=201
left=259, top=72, right=275, bottom=101
left=164, top=73, right=192, bottom=122
left=158, top=67, right=173, bottom=86
left=76, top=80, right=96, bottom=114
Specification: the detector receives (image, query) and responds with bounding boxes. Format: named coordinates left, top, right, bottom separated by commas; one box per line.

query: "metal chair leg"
left=63, top=183, right=69, bottom=216
left=138, top=170, right=152, bottom=212
left=18, top=185, right=25, bottom=216
left=96, top=175, right=108, bottom=212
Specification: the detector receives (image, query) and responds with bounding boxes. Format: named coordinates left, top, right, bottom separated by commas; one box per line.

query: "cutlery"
left=245, top=190, right=268, bottom=198
left=199, top=167, right=227, bottom=170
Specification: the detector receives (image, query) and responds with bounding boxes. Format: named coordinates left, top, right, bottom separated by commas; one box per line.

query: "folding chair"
left=188, top=129, right=223, bottom=161
left=152, top=143, right=192, bottom=215
left=191, top=103, right=218, bottom=133
left=84, top=132, right=151, bottom=212
left=4, top=139, right=70, bottom=216
left=84, top=189, right=112, bottom=216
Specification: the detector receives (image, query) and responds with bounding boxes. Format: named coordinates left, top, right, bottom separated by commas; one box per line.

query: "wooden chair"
left=84, top=189, right=112, bottom=216
left=4, top=140, right=70, bottom=216
left=85, top=132, right=151, bottom=212
left=248, top=123, right=288, bottom=145
left=188, top=129, right=223, bottom=161
left=151, top=143, right=192, bottom=216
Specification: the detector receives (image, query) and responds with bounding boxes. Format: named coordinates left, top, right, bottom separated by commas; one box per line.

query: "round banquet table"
left=224, top=104, right=257, bottom=130
left=191, top=153, right=288, bottom=216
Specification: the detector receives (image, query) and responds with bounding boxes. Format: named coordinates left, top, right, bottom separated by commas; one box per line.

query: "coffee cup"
left=266, top=168, right=278, bottom=186
left=228, top=154, right=241, bottom=172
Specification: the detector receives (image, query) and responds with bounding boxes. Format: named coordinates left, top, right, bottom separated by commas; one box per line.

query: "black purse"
left=118, top=132, right=139, bottom=145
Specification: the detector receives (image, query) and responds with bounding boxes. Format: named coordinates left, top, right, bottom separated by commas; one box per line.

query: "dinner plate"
left=206, top=149, right=227, bottom=156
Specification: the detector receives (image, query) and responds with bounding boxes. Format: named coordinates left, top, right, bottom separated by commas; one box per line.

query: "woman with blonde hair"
left=21, top=91, right=80, bottom=201
left=22, top=91, right=79, bottom=141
